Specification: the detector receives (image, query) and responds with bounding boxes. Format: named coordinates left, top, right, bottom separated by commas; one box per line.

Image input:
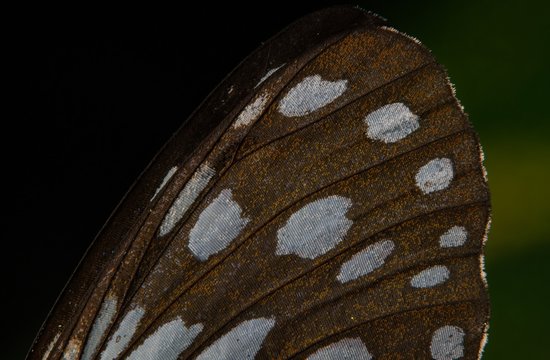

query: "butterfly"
left=28, top=6, right=490, bottom=360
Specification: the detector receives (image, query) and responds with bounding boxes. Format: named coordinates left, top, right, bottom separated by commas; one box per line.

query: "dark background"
left=6, top=1, right=549, bottom=358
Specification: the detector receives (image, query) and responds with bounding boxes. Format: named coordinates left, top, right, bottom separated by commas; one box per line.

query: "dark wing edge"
left=27, top=7, right=386, bottom=360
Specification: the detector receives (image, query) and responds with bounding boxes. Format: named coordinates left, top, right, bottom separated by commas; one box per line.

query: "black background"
left=8, top=2, right=360, bottom=357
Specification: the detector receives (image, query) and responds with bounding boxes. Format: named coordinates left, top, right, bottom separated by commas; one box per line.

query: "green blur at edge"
left=360, top=0, right=550, bottom=358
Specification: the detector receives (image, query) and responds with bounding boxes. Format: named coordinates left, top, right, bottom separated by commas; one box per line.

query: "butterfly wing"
left=29, top=7, right=489, bottom=360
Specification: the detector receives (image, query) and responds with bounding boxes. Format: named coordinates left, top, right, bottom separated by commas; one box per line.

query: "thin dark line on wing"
left=120, top=27, right=405, bottom=311
left=234, top=59, right=436, bottom=162
left=182, top=193, right=487, bottom=359
left=107, top=28, right=364, bottom=360
left=288, top=298, right=483, bottom=359
left=113, top=30, right=462, bottom=360
left=277, top=252, right=482, bottom=334
left=127, top=126, right=477, bottom=359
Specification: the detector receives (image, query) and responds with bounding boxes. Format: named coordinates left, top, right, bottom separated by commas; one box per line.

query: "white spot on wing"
left=126, top=317, right=203, bottom=360
left=337, top=240, right=395, bottom=283
left=195, top=317, right=275, bottom=360
left=159, top=163, right=216, bottom=236
left=255, top=64, right=285, bottom=87
left=411, top=265, right=450, bottom=288
left=430, top=325, right=465, bottom=360
left=188, top=189, right=250, bottom=261
left=415, top=158, right=454, bottom=194
left=439, top=226, right=468, bottom=248
left=276, top=195, right=353, bottom=259
left=42, top=332, right=61, bottom=360
left=306, top=337, right=373, bottom=360
left=233, top=91, right=270, bottom=129
left=278, top=75, right=347, bottom=117
left=99, top=306, right=145, bottom=360
left=81, top=296, right=118, bottom=360
left=365, top=102, right=419, bottom=143
left=151, top=166, right=178, bottom=201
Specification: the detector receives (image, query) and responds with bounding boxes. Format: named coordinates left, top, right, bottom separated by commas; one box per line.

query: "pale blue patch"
left=159, top=163, right=216, bottom=236
left=188, top=189, right=250, bottom=261
left=99, top=306, right=145, bottom=360
left=81, top=296, right=118, bottom=360
left=306, top=338, right=373, bottom=360
left=151, top=166, right=178, bottom=201
left=410, top=265, right=450, bottom=288
left=337, top=240, right=395, bottom=283
left=126, top=317, right=203, bottom=360
left=276, top=195, right=353, bottom=259
left=415, top=158, right=454, bottom=194
left=196, top=317, right=275, bottom=360
left=255, top=64, right=285, bottom=87
left=439, top=226, right=468, bottom=248
left=365, top=102, right=419, bottom=143
left=430, top=325, right=465, bottom=360
left=278, top=75, right=347, bottom=117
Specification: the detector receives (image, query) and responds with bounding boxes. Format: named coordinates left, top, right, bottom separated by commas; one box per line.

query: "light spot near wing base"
left=255, top=64, right=285, bottom=87
left=430, top=325, right=465, bottom=360
left=81, top=296, right=118, bottom=360
left=62, top=338, right=81, bottom=360
left=411, top=265, right=450, bottom=288
left=233, top=91, right=270, bottom=129
left=276, top=195, right=353, bottom=259
left=99, top=306, right=145, bottom=360
left=151, top=166, right=178, bottom=201
left=42, top=332, right=61, bottom=360
left=439, top=226, right=468, bottom=248
left=195, top=317, right=275, bottom=360
left=159, top=163, right=216, bottom=236
left=337, top=240, right=395, bottom=283
left=278, top=75, right=347, bottom=117
left=364, top=102, right=419, bottom=143
left=188, top=189, right=250, bottom=261
left=306, top=338, right=373, bottom=360
left=415, top=158, right=454, bottom=194
left=126, top=317, right=203, bottom=360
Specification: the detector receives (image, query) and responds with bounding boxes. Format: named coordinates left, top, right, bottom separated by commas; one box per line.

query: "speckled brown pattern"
left=28, top=6, right=489, bottom=360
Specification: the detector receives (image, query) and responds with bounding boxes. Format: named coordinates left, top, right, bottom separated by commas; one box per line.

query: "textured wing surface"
left=28, top=7, right=489, bottom=360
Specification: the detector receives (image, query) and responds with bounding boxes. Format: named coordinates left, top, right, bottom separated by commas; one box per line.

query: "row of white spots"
left=307, top=338, right=372, bottom=360
left=126, top=317, right=203, bottom=360
left=150, top=166, right=178, bottom=202
left=430, top=325, right=465, bottom=359
left=278, top=75, right=421, bottom=145
left=278, top=75, right=348, bottom=117
left=188, top=189, right=250, bottom=261
left=304, top=327, right=465, bottom=360
left=337, top=224, right=466, bottom=286
left=233, top=91, right=270, bottom=129
left=99, top=306, right=145, bottom=360
left=196, top=317, right=276, bottom=359
left=276, top=195, right=353, bottom=259
left=81, top=296, right=118, bottom=360
left=159, top=163, right=216, bottom=237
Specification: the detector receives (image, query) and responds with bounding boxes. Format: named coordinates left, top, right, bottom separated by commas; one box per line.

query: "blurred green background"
left=364, top=0, right=550, bottom=358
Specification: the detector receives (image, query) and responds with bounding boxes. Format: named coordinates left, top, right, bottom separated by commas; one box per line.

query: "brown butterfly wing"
left=28, top=7, right=489, bottom=360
